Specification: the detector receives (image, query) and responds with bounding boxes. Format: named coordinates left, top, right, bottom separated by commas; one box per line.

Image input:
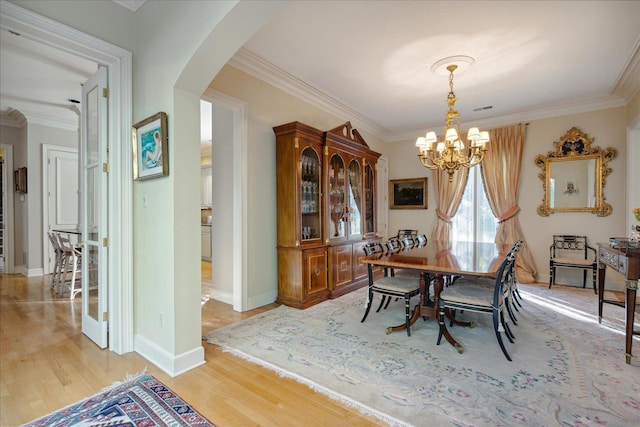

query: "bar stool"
left=58, top=234, right=83, bottom=300
left=47, top=232, right=64, bottom=292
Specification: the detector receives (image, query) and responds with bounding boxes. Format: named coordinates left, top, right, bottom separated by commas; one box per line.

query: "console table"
left=597, top=243, right=639, bottom=364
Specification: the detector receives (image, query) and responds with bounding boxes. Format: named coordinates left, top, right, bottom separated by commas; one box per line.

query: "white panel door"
left=46, top=149, right=79, bottom=272
left=81, top=66, right=108, bottom=348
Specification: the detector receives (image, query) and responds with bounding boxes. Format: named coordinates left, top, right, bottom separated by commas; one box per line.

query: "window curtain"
left=481, top=124, right=537, bottom=283
left=431, top=167, right=469, bottom=241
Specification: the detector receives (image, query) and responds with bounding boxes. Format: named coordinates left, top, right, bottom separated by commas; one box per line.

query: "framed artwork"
left=132, top=112, right=168, bottom=180
left=389, top=177, right=428, bottom=209
left=14, top=167, right=27, bottom=194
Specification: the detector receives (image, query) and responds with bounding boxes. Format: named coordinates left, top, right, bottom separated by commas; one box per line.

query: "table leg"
left=625, top=280, right=637, bottom=364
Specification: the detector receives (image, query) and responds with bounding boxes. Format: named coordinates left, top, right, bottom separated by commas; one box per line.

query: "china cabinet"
left=274, top=121, right=382, bottom=308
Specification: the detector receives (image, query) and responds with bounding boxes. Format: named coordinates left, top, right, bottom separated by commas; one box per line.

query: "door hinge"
left=103, top=162, right=109, bottom=173
left=103, top=237, right=108, bottom=247
left=102, top=88, right=109, bottom=98
left=103, top=312, right=108, bottom=321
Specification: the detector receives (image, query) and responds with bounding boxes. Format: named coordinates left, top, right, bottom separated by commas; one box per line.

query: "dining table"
left=362, top=239, right=510, bottom=352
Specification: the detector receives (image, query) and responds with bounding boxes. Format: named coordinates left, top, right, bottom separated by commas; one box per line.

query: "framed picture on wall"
left=132, top=112, right=169, bottom=180
left=14, top=167, right=27, bottom=194
left=389, top=177, right=428, bottom=209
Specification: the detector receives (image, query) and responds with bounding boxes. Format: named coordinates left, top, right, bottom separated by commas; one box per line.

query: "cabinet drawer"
left=599, top=246, right=617, bottom=270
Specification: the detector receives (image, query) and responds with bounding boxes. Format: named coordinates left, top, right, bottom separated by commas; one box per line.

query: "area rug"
left=24, top=373, right=214, bottom=427
left=206, top=283, right=639, bottom=427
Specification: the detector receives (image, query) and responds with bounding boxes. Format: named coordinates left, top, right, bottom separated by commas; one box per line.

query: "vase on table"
left=630, top=225, right=640, bottom=242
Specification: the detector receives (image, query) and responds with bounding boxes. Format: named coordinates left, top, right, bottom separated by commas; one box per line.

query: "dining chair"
left=57, top=234, right=83, bottom=300
left=47, top=232, right=64, bottom=292
left=436, top=241, right=521, bottom=361
left=385, top=237, right=404, bottom=251
left=396, top=229, right=418, bottom=240
left=503, top=240, right=524, bottom=325
left=549, top=235, right=597, bottom=293
left=361, top=243, right=421, bottom=336
left=416, top=234, right=428, bottom=245
left=402, top=236, right=417, bottom=247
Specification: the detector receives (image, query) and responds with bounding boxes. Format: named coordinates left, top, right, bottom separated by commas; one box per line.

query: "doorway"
left=1, top=143, right=15, bottom=274
left=1, top=3, right=133, bottom=354
left=200, top=91, right=248, bottom=312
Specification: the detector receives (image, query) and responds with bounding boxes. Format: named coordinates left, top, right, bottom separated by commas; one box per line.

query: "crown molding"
left=228, top=48, right=394, bottom=141
left=111, top=0, right=147, bottom=12
left=229, top=48, right=634, bottom=144
left=391, top=95, right=628, bottom=143
left=612, top=37, right=640, bottom=102
left=0, top=108, right=78, bottom=131
left=23, top=111, right=78, bottom=131
left=0, top=108, right=26, bottom=127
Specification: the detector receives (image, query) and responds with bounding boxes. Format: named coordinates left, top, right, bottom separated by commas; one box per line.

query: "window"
left=452, top=166, right=497, bottom=243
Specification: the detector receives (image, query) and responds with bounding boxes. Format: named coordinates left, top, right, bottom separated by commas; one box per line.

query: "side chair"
left=549, top=235, right=597, bottom=293
left=361, top=243, right=421, bottom=336
left=437, top=241, right=521, bottom=361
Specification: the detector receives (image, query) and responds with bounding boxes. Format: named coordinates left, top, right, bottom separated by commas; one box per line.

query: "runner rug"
left=23, top=374, right=214, bottom=427
left=206, top=283, right=639, bottom=426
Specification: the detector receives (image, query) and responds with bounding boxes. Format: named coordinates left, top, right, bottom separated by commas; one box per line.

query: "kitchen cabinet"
left=273, top=121, right=382, bottom=308
left=201, top=225, right=211, bottom=261
left=201, top=166, right=212, bottom=207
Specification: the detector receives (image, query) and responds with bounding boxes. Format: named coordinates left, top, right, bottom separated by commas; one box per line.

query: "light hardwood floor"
left=0, top=267, right=386, bottom=426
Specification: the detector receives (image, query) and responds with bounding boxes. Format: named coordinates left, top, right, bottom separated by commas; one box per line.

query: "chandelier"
left=416, top=63, right=489, bottom=181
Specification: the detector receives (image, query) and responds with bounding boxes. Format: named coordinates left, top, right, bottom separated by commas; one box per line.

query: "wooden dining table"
left=362, top=239, right=510, bottom=352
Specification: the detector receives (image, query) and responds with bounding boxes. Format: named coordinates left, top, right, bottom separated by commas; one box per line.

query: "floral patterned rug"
left=206, top=283, right=639, bottom=427
left=24, top=374, right=214, bottom=427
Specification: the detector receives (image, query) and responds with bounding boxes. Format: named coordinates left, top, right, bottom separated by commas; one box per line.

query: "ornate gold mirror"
left=534, top=127, right=616, bottom=216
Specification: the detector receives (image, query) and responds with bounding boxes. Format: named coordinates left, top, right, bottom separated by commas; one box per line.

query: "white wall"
left=26, top=123, right=77, bottom=273
left=211, top=103, right=234, bottom=298
left=0, top=121, right=75, bottom=274
left=210, top=64, right=388, bottom=303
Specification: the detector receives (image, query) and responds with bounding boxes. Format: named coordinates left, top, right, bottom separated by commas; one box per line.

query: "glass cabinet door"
left=347, top=159, right=362, bottom=237
left=301, top=147, right=321, bottom=241
left=364, top=163, right=375, bottom=235
left=328, top=154, right=346, bottom=238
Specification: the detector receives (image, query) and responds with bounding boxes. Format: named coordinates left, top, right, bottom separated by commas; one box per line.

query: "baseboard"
left=14, top=266, right=45, bottom=277
left=210, top=289, right=277, bottom=311
left=134, top=334, right=205, bottom=377
left=209, top=289, right=232, bottom=305
left=248, top=290, right=277, bottom=310
left=538, top=275, right=626, bottom=292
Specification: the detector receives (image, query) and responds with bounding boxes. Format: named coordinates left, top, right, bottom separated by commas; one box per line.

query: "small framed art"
left=389, top=177, right=428, bottom=209
left=132, top=112, right=168, bottom=180
left=14, top=167, right=27, bottom=193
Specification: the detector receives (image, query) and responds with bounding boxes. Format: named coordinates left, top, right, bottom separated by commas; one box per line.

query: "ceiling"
left=1, top=1, right=639, bottom=144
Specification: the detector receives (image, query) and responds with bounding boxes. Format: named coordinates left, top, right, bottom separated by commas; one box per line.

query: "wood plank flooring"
left=0, top=268, right=386, bottom=426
